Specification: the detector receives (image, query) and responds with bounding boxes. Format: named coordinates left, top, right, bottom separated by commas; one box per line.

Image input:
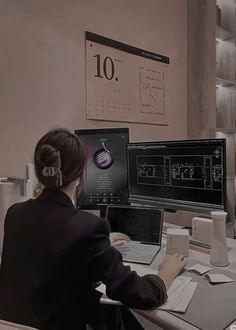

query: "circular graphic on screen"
left=93, top=149, right=114, bottom=169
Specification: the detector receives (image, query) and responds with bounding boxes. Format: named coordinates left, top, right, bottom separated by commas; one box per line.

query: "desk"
left=131, top=236, right=236, bottom=330
left=0, top=320, right=37, bottom=330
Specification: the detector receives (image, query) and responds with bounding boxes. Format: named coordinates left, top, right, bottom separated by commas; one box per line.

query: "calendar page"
left=85, top=32, right=169, bottom=125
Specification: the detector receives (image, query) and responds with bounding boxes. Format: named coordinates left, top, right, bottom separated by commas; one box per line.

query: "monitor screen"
left=75, top=128, right=129, bottom=207
left=105, top=205, right=163, bottom=244
left=127, top=139, right=226, bottom=213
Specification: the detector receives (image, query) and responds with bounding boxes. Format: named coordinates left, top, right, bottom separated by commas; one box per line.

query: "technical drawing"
left=137, top=154, right=223, bottom=190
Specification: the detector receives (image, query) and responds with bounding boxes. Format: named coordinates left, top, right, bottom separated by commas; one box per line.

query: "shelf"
left=216, top=128, right=236, bottom=134
left=216, top=25, right=234, bottom=41
left=215, top=1, right=236, bottom=231
left=216, top=77, right=236, bottom=87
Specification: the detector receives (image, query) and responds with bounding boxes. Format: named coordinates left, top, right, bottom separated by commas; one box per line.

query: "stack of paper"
left=157, top=276, right=198, bottom=312
left=203, top=273, right=234, bottom=284
left=97, top=264, right=197, bottom=313
left=187, top=263, right=212, bottom=275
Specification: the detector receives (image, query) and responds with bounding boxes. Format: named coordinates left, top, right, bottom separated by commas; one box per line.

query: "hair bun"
left=37, top=144, right=59, bottom=167
left=34, top=128, right=85, bottom=191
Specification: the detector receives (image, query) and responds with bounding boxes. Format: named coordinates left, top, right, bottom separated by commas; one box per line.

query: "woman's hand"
left=158, top=254, right=187, bottom=289
left=109, top=232, right=130, bottom=247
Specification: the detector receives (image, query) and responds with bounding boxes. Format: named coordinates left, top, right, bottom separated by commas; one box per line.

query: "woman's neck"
left=60, top=183, right=76, bottom=206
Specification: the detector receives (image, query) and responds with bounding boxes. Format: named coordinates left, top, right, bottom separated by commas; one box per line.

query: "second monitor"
left=127, top=138, right=226, bottom=213
left=75, top=128, right=129, bottom=208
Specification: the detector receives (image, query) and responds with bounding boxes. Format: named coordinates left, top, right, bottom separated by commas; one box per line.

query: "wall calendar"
left=85, top=32, right=169, bottom=125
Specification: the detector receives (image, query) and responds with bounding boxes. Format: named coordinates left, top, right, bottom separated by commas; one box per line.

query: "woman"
left=0, top=128, right=186, bottom=330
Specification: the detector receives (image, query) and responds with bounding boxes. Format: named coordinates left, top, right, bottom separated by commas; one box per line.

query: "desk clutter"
left=170, top=259, right=236, bottom=330
left=182, top=212, right=230, bottom=268
left=98, top=259, right=236, bottom=330
left=97, top=263, right=197, bottom=313
left=190, top=212, right=230, bottom=267
left=187, top=263, right=234, bottom=284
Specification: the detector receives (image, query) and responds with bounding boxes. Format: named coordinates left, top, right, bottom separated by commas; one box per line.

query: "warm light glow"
left=216, top=38, right=222, bottom=42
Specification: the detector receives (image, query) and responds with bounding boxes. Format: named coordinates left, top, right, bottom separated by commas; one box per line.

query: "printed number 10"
left=93, top=54, right=115, bottom=80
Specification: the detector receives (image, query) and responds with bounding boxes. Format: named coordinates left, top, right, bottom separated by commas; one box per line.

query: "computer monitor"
left=127, top=138, right=226, bottom=213
left=75, top=128, right=129, bottom=208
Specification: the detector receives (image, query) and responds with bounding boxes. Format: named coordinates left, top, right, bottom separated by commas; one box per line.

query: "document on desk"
left=97, top=264, right=197, bottom=313
left=158, top=277, right=198, bottom=313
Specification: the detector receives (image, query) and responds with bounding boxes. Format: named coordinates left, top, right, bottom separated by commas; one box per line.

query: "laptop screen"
left=105, top=205, right=163, bottom=245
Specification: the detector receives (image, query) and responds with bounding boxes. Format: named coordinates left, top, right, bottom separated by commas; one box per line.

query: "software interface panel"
left=127, top=139, right=226, bottom=211
left=75, top=128, right=129, bottom=207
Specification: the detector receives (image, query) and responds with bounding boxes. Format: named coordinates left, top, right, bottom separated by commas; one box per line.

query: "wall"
left=0, top=0, right=187, bottom=177
left=187, top=0, right=216, bottom=139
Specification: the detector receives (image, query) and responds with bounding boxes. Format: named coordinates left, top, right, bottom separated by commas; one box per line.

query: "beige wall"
left=0, top=0, right=187, bottom=177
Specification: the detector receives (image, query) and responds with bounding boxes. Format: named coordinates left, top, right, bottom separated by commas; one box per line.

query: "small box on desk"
left=166, top=228, right=189, bottom=257
left=192, top=217, right=212, bottom=243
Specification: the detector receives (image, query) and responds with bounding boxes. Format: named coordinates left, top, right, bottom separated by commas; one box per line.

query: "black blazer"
left=0, top=189, right=167, bottom=330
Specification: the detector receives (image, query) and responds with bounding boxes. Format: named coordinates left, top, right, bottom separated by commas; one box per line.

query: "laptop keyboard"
left=116, top=242, right=159, bottom=263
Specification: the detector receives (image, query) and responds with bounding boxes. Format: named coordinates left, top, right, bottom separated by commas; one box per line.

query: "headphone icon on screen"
left=93, top=142, right=114, bottom=169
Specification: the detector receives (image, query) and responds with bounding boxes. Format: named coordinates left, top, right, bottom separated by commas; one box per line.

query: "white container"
left=0, top=178, right=33, bottom=253
left=192, top=217, right=213, bottom=243
left=166, top=228, right=189, bottom=257
left=210, top=211, right=229, bottom=267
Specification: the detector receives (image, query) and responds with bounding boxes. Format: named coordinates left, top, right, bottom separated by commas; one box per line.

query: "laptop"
left=105, top=205, right=163, bottom=265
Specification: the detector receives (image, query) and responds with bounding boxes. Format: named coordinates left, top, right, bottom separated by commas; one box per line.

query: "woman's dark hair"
left=34, top=128, right=85, bottom=190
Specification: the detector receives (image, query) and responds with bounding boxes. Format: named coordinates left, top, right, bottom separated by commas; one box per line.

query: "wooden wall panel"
left=216, top=85, right=235, bottom=129
left=187, top=0, right=216, bottom=139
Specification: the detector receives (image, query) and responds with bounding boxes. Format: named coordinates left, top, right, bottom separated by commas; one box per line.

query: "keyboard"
left=116, top=241, right=160, bottom=264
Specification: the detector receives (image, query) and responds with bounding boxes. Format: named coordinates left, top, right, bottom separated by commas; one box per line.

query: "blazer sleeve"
left=84, top=217, right=167, bottom=309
